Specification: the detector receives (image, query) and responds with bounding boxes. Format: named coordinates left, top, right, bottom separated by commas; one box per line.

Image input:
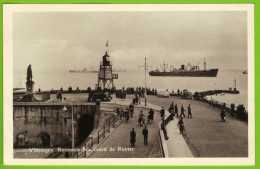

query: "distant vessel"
left=113, top=68, right=126, bottom=72
left=149, top=59, right=218, bottom=77
left=69, top=67, right=99, bottom=73
left=69, top=66, right=127, bottom=73
left=243, top=70, right=248, bottom=74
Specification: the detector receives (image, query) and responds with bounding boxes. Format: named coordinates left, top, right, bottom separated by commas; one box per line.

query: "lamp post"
left=139, top=57, right=152, bottom=106
left=71, top=104, right=75, bottom=149
left=63, top=103, right=75, bottom=149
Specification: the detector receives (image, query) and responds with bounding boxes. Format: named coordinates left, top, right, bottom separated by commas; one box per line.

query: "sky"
left=13, top=11, right=248, bottom=71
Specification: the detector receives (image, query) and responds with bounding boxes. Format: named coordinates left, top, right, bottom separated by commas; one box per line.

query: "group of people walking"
left=158, top=102, right=192, bottom=125
left=130, top=108, right=155, bottom=147
left=167, top=102, right=193, bottom=119
left=129, top=101, right=194, bottom=147
left=159, top=102, right=193, bottom=139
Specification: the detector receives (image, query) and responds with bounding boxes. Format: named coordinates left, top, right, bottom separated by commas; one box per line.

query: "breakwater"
left=194, top=89, right=239, bottom=98
left=194, top=96, right=248, bottom=121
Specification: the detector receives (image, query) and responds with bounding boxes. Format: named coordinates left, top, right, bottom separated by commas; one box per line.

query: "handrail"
left=76, top=114, right=121, bottom=158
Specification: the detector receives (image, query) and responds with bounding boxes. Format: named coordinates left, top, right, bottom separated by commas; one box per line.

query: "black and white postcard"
left=3, top=4, right=255, bottom=165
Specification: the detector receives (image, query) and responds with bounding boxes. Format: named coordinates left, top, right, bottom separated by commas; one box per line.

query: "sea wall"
left=13, top=102, right=97, bottom=148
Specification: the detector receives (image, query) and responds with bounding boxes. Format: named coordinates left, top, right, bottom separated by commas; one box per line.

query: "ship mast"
left=160, top=59, right=168, bottom=72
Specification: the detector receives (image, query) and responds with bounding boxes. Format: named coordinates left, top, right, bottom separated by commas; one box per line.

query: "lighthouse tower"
left=98, top=52, right=114, bottom=90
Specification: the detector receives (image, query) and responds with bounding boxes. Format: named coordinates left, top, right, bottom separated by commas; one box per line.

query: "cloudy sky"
left=14, top=11, right=247, bottom=71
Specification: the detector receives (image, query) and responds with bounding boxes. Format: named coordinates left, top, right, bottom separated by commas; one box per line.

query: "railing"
left=13, top=101, right=95, bottom=106
left=200, top=97, right=248, bottom=121
left=76, top=114, right=121, bottom=158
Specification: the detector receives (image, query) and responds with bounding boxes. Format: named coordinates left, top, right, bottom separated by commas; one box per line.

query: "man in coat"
left=174, top=104, right=179, bottom=117
left=160, top=107, right=165, bottom=119
left=188, top=104, right=192, bottom=119
left=148, top=109, right=154, bottom=123
left=142, top=126, right=148, bottom=145
left=161, top=120, right=169, bottom=140
left=130, top=128, right=136, bottom=147
left=180, top=105, right=186, bottom=118
left=220, top=109, right=226, bottom=122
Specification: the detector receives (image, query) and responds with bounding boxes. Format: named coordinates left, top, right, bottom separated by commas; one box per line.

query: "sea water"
left=13, top=69, right=248, bottom=109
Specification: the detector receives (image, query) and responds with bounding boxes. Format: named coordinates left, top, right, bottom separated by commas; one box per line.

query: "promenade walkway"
left=89, top=106, right=162, bottom=158
left=139, top=95, right=248, bottom=157
left=89, top=97, right=193, bottom=158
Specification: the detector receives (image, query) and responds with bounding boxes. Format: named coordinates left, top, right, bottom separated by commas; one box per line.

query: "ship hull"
left=149, top=69, right=218, bottom=77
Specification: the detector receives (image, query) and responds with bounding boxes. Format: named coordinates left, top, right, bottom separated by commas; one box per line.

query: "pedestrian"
left=129, top=103, right=134, bottom=117
left=121, top=91, right=124, bottom=101
left=116, top=107, right=120, bottom=118
left=178, top=117, right=185, bottom=134
left=231, top=103, right=235, bottom=116
left=142, top=126, right=148, bottom=145
left=138, top=111, right=145, bottom=126
left=170, top=101, right=174, bottom=109
left=220, top=108, right=226, bottom=122
left=123, top=91, right=126, bottom=101
left=174, top=104, right=179, bottom=117
left=56, top=91, right=59, bottom=101
left=130, top=128, right=136, bottom=147
left=188, top=104, right=192, bottom=119
left=169, top=103, right=174, bottom=120
left=120, top=107, right=124, bottom=120
left=59, top=91, right=63, bottom=102
left=170, top=108, right=174, bottom=120
left=161, top=120, right=169, bottom=140
left=148, top=109, right=154, bottom=123
left=135, top=93, right=138, bottom=105
left=160, top=107, right=165, bottom=119
left=180, top=105, right=186, bottom=118
left=125, top=107, right=129, bottom=123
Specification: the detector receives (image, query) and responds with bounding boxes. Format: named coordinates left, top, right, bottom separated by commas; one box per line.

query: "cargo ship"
left=149, top=59, right=218, bottom=77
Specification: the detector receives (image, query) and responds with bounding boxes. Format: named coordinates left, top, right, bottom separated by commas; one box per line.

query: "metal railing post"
left=108, top=119, right=110, bottom=133
left=98, top=131, right=100, bottom=144
left=103, top=125, right=106, bottom=138
left=113, top=117, right=115, bottom=128
left=85, top=143, right=87, bottom=157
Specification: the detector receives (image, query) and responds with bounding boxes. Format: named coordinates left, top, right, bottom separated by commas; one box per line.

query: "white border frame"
left=3, top=4, right=255, bottom=165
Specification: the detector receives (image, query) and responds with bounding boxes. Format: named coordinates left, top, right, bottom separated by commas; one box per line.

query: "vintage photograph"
left=4, top=4, right=254, bottom=165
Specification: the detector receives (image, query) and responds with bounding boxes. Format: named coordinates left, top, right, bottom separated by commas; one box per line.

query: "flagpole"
left=106, top=40, right=109, bottom=54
